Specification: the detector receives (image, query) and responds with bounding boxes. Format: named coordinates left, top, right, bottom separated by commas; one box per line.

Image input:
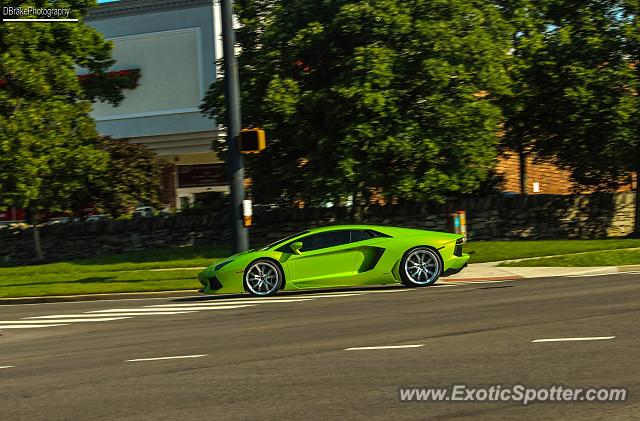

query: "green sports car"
left=198, top=225, right=469, bottom=296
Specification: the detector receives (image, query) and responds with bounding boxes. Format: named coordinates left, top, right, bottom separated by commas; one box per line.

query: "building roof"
left=87, top=0, right=212, bottom=20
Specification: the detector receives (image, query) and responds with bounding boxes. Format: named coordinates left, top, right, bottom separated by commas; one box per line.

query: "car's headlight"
left=214, top=260, right=233, bottom=271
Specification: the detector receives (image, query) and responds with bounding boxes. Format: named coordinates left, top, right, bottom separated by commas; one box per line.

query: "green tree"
left=203, top=0, right=513, bottom=214
left=496, top=0, right=550, bottom=194
left=509, top=1, right=640, bottom=231
left=79, top=137, right=167, bottom=216
left=0, top=0, right=128, bottom=259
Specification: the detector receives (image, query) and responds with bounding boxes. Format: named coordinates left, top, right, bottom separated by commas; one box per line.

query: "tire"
left=243, top=259, right=284, bottom=297
left=399, top=247, right=442, bottom=287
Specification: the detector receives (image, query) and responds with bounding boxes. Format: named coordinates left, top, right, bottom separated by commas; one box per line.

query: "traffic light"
left=239, top=128, right=266, bottom=154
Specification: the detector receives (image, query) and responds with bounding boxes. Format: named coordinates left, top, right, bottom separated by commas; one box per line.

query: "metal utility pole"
left=220, top=0, right=249, bottom=252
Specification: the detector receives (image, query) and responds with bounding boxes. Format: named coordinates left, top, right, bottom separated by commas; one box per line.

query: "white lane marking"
left=0, top=294, right=204, bottom=307
left=0, top=324, right=68, bottom=329
left=0, top=366, right=14, bottom=369
left=532, top=336, right=616, bottom=343
left=126, top=354, right=207, bottom=362
left=146, top=299, right=311, bottom=307
left=345, top=344, right=424, bottom=351
left=0, top=318, right=131, bottom=323
left=24, top=312, right=195, bottom=319
left=86, top=305, right=253, bottom=313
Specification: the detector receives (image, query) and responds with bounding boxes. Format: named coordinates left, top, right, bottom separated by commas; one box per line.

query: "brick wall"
left=496, top=151, right=634, bottom=194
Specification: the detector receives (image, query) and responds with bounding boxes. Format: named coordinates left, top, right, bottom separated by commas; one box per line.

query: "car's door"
left=284, top=230, right=358, bottom=287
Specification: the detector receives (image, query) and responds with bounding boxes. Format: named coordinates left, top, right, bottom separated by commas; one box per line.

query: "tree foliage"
left=501, top=0, right=639, bottom=189
left=0, top=0, right=141, bottom=258
left=78, top=137, right=166, bottom=216
left=203, top=0, right=513, bottom=206
left=0, top=1, right=110, bottom=214
left=0, top=1, right=154, bottom=218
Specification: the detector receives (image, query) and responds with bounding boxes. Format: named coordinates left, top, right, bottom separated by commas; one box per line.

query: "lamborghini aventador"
left=197, top=225, right=469, bottom=296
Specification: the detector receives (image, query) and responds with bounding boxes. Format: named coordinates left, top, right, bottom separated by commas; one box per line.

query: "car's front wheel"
left=243, top=260, right=284, bottom=296
left=399, top=247, right=442, bottom=287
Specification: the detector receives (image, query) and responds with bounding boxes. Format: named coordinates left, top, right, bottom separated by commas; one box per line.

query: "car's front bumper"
left=198, top=266, right=246, bottom=294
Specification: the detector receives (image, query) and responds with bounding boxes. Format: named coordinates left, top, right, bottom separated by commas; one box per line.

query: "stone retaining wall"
left=1, top=192, right=635, bottom=263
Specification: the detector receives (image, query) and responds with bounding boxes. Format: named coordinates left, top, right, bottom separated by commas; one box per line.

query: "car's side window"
left=350, top=230, right=372, bottom=243
left=298, top=231, right=351, bottom=252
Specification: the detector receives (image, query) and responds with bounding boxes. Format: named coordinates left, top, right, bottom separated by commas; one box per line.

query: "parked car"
left=45, top=217, right=80, bottom=225
left=85, top=214, right=109, bottom=223
left=133, top=206, right=157, bottom=218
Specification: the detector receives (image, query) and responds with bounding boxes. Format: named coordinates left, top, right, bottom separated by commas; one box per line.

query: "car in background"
left=85, top=214, right=110, bottom=223
left=133, top=206, right=171, bottom=218
left=133, top=206, right=156, bottom=218
left=45, top=217, right=81, bottom=225
left=198, top=224, right=469, bottom=297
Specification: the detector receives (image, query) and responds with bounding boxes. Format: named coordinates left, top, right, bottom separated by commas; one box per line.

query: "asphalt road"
left=0, top=273, right=638, bottom=420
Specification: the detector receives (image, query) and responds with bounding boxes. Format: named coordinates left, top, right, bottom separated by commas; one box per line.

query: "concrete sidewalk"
left=444, top=262, right=640, bottom=282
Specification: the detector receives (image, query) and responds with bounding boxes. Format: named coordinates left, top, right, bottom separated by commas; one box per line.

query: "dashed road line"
left=0, top=324, right=69, bottom=329
left=145, top=299, right=312, bottom=307
left=24, top=312, right=196, bottom=319
left=0, top=318, right=130, bottom=323
left=86, top=305, right=254, bottom=313
left=346, top=344, right=425, bottom=351
left=0, top=366, right=14, bottom=369
left=126, top=354, right=207, bottom=362
left=532, top=336, right=616, bottom=343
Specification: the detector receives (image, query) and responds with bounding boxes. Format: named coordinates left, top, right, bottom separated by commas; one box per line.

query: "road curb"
left=0, top=290, right=200, bottom=305
left=615, top=264, right=640, bottom=272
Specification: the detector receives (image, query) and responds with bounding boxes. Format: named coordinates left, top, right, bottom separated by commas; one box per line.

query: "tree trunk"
left=352, top=191, right=361, bottom=223
left=351, top=185, right=370, bottom=223
left=32, top=211, right=44, bottom=261
left=519, top=148, right=528, bottom=195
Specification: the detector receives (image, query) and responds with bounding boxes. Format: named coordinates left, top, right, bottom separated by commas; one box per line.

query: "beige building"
left=87, top=0, right=228, bottom=209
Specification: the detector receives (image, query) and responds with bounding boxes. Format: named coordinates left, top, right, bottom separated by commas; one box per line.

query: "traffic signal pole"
left=220, top=0, right=249, bottom=253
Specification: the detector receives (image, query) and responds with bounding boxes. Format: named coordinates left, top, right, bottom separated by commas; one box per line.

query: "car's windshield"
left=260, top=231, right=309, bottom=250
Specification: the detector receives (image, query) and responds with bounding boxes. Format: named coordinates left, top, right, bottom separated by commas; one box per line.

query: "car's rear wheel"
left=399, top=247, right=442, bottom=287
left=244, top=260, right=283, bottom=296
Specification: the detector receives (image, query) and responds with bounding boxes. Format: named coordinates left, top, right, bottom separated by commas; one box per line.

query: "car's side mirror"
left=290, top=242, right=303, bottom=255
